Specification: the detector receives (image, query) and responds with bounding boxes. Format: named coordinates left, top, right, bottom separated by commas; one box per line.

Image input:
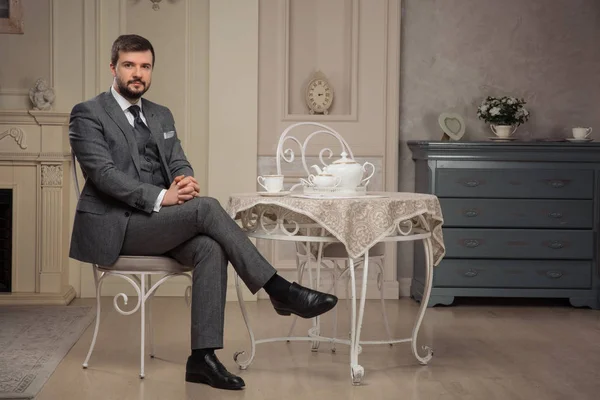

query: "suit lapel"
left=142, top=99, right=173, bottom=183
left=99, top=92, right=141, bottom=176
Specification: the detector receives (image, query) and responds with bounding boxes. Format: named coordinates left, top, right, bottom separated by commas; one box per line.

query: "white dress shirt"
left=110, top=86, right=167, bottom=212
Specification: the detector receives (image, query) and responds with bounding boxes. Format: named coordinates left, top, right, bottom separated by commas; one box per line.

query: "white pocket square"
left=163, top=131, right=175, bottom=139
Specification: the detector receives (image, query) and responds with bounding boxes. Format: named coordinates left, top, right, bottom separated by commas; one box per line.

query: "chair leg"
left=376, top=259, right=393, bottom=344
left=140, top=273, right=146, bottom=379
left=147, top=275, right=155, bottom=358
left=83, top=267, right=103, bottom=369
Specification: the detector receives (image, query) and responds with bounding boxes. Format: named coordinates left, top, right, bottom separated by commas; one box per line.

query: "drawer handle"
left=548, top=180, right=566, bottom=188
left=463, top=209, right=479, bottom=218
left=464, top=239, right=480, bottom=248
left=546, top=270, right=563, bottom=279
left=463, top=180, right=480, bottom=187
left=464, top=269, right=478, bottom=277
left=548, top=241, right=564, bottom=249
left=548, top=212, right=563, bottom=219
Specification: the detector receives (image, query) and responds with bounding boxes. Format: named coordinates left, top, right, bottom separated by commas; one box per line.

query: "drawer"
left=440, top=199, right=593, bottom=228
left=435, top=168, right=593, bottom=199
left=444, top=229, right=593, bottom=259
left=433, top=260, right=592, bottom=289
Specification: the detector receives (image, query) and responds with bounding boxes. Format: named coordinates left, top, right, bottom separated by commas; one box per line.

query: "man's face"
left=110, top=50, right=153, bottom=101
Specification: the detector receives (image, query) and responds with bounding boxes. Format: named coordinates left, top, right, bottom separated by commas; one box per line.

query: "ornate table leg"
left=411, top=237, right=434, bottom=364
left=304, top=241, right=321, bottom=351
left=285, top=258, right=307, bottom=339
left=311, top=238, right=328, bottom=351
left=348, top=249, right=370, bottom=385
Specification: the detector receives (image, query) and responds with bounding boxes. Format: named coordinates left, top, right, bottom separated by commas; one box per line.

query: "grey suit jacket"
left=69, top=91, right=194, bottom=266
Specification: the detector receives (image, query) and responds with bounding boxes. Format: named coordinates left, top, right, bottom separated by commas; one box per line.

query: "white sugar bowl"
left=308, top=173, right=341, bottom=188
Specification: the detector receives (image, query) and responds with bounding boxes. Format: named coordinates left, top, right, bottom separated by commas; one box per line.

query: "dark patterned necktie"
left=128, top=104, right=150, bottom=132
left=128, top=105, right=151, bottom=152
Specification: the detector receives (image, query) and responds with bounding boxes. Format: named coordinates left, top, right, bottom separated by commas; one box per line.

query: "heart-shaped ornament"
left=438, top=112, right=465, bottom=141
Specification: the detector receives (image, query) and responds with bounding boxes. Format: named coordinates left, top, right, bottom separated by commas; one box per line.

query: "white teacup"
left=572, top=127, right=592, bottom=139
left=308, top=174, right=341, bottom=188
left=257, top=175, right=284, bottom=193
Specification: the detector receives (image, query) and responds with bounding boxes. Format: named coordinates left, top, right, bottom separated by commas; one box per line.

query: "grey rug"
left=0, top=305, right=94, bottom=399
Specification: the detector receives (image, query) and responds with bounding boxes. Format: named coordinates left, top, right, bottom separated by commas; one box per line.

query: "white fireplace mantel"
left=0, top=109, right=74, bottom=305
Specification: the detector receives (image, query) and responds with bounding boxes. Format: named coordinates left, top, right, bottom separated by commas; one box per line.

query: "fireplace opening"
left=0, top=189, right=12, bottom=292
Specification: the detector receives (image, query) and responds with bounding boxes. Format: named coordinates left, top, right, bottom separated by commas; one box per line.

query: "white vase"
left=490, top=124, right=517, bottom=138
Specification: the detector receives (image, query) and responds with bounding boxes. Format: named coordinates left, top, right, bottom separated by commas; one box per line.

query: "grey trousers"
left=120, top=196, right=277, bottom=349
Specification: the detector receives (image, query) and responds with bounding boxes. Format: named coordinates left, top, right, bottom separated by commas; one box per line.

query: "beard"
left=114, top=75, right=150, bottom=100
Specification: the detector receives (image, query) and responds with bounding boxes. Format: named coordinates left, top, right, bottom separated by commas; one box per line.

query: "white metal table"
left=227, top=192, right=445, bottom=385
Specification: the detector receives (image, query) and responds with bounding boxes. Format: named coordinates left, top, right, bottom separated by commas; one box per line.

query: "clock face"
left=307, top=79, right=333, bottom=113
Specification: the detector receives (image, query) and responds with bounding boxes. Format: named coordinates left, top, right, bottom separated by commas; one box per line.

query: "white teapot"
left=319, top=151, right=375, bottom=189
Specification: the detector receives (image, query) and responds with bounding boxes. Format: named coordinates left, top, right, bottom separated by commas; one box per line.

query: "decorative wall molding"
left=0, top=152, right=70, bottom=162
left=41, top=164, right=63, bottom=186
left=184, top=0, right=192, bottom=148
left=383, top=0, right=398, bottom=193
left=29, top=111, right=69, bottom=126
left=40, top=186, right=64, bottom=288
left=49, top=0, right=55, bottom=91
left=281, top=0, right=359, bottom=122
left=0, top=127, right=27, bottom=149
left=0, top=88, right=29, bottom=96
left=0, top=110, right=70, bottom=125
left=94, top=0, right=102, bottom=95
left=119, top=0, right=127, bottom=34
left=383, top=0, right=400, bottom=289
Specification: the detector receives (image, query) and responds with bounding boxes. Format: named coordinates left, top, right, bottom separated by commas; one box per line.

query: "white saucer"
left=566, top=138, right=593, bottom=143
left=488, top=136, right=518, bottom=141
left=258, top=191, right=291, bottom=197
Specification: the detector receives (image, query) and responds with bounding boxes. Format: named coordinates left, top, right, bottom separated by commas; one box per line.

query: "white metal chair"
left=71, top=153, right=193, bottom=378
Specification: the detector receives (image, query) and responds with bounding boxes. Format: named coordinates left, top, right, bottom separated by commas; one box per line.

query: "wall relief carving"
left=41, top=165, right=63, bottom=186
left=0, top=127, right=27, bottom=149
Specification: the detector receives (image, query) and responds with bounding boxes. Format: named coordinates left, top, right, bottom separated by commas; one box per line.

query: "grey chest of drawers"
left=407, top=141, right=600, bottom=309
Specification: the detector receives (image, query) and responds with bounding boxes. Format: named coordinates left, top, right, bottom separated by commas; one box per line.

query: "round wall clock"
left=305, top=72, right=334, bottom=115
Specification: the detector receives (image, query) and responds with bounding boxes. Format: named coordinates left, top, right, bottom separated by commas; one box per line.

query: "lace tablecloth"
left=227, top=192, right=445, bottom=265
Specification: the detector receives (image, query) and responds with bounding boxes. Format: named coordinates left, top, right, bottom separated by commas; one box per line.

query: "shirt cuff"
left=153, top=189, right=167, bottom=212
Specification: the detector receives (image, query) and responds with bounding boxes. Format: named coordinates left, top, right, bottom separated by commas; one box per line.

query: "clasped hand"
left=162, top=175, right=200, bottom=206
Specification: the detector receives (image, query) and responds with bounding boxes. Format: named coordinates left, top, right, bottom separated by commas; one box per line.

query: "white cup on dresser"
left=572, top=127, right=592, bottom=139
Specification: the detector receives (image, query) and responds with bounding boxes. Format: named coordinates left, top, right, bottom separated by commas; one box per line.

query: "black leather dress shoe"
left=185, top=352, right=245, bottom=390
left=270, top=282, right=338, bottom=319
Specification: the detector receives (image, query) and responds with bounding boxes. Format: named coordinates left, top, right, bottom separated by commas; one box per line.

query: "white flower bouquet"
left=477, top=96, right=530, bottom=126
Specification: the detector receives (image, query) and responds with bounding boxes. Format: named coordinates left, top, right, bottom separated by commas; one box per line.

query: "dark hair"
left=111, top=34, right=155, bottom=67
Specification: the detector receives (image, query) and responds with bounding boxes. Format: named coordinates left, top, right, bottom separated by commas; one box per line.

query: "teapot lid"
left=332, top=151, right=358, bottom=165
